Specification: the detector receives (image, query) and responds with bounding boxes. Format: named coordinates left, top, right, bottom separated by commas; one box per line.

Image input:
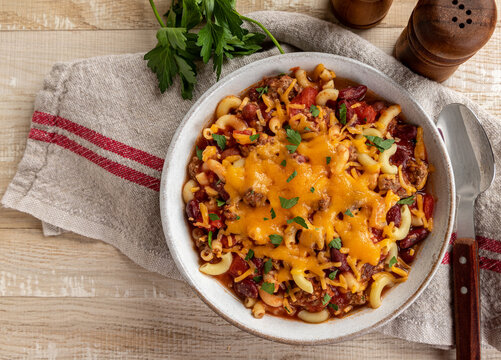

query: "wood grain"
left=0, top=0, right=500, bottom=358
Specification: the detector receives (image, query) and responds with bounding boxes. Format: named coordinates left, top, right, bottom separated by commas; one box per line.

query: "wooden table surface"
left=1, top=1, right=500, bottom=359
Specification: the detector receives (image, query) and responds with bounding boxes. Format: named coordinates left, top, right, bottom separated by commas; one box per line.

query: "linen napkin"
left=2, top=11, right=500, bottom=350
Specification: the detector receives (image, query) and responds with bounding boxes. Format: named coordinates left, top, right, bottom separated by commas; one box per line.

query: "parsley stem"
left=149, top=0, right=166, bottom=28
left=240, top=15, right=285, bottom=54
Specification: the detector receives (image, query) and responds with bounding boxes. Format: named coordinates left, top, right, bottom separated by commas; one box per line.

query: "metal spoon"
left=437, top=104, right=495, bottom=360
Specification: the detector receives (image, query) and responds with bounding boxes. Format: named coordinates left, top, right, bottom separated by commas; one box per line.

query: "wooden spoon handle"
left=453, top=237, right=481, bottom=360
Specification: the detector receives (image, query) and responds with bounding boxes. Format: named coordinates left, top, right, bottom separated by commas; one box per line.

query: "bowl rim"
left=160, top=52, right=456, bottom=345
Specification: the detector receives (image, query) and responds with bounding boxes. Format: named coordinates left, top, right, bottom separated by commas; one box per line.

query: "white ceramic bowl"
left=160, top=53, right=455, bottom=344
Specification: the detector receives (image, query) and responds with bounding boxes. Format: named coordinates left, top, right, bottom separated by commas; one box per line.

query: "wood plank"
left=0, top=297, right=469, bottom=360
left=1, top=0, right=500, bottom=31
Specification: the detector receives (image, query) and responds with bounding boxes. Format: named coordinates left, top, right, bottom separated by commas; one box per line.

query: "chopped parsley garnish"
left=216, top=199, right=226, bottom=207
left=365, top=135, right=395, bottom=152
left=344, top=209, right=354, bottom=217
left=208, top=213, right=220, bottom=221
left=196, top=146, right=203, bottom=160
left=322, top=293, right=331, bottom=305
left=397, top=196, right=415, bottom=205
left=326, top=156, right=331, bottom=165
left=256, top=86, right=268, bottom=97
left=208, top=231, right=213, bottom=248
left=389, top=256, right=397, bottom=268
left=269, top=234, right=283, bottom=246
left=253, top=275, right=263, bottom=283
left=263, top=217, right=269, bottom=221
left=250, top=133, right=260, bottom=142
left=280, top=159, right=287, bottom=167
left=216, top=179, right=222, bottom=185
left=287, top=216, right=308, bottom=229
left=286, top=170, right=297, bottom=183
left=245, top=249, right=254, bottom=261
left=329, top=270, right=338, bottom=280
left=264, top=258, right=273, bottom=274
left=310, top=105, right=320, bottom=117
left=286, top=128, right=301, bottom=153
left=261, top=282, right=275, bottom=294
left=270, top=208, right=276, bottom=219
left=235, top=215, right=241, bottom=220
left=212, top=133, right=226, bottom=150
left=339, top=103, right=347, bottom=125
left=310, top=187, right=315, bottom=193
left=329, top=303, right=339, bottom=311
left=279, top=196, right=299, bottom=209
left=304, top=126, right=311, bottom=132
left=329, top=237, right=342, bottom=249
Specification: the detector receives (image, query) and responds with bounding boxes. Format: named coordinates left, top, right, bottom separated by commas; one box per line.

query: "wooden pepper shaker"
left=331, top=0, right=393, bottom=29
left=394, top=0, right=497, bottom=82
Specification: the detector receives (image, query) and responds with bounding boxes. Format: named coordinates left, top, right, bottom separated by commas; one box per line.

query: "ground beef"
left=291, top=152, right=309, bottom=163
left=405, top=160, right=428, bottom=188
left=265, top=75, right=297, bottom=100
left=378, top=175, right=407, bottom=197
left=318, top=194, right=331, bottom=211
left=223, top=204, right=238, bottom=221
left=348, top=145, right=357, bottom=162
left=243, top=189, right=266, bottom=207
left=188, top=156, right=202, bottom=179
left=239, top=145, right=255, bottom=158
left=290, top=281, right=333, bottom=313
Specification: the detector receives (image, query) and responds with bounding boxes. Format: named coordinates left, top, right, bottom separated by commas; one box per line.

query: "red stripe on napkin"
left=32, top=111, right=165, bottom=172
left=29, top=128, right=161, bottom=191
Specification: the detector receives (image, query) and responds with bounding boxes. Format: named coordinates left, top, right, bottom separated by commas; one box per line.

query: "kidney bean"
left=386, top=204, right=402, bottom=228
left=423, top=194, right=434, bottom=219
left=326, top=99, right=337, bottom=109
left=330, top=248, right=350, bottom=272
left=399, top=247, right=416, bottom=264
left=252, top=257, right=264, bottom=274
left=393, top=124, right=417, bottom=142
left=338, top=85, right=367, bottom=101
left=212, top=179, right=230, bottom=201
left=186, top=199, right=200, bottom=221
left=241, top=103, right=258, bottom=122
left=371, top=228, right=384, bottom=242
left=258, top=101, right=271, bottom=120
left=398, top=227, right=430, bottom=249
left=193, top=189, right=208, bottom=202
left=372, top=101, right=386, bottom=113
left=228, top=254, right=250, bottom=278
left=390, top=141, right=414, bottom=166
left=221, top=147, right=240, bottom=160
left=234, top=278, right=259, bottom=299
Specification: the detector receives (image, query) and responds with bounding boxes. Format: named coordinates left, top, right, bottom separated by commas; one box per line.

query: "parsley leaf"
left=216, top=199, right=226, bottom=207
left=235, top=215, right=240, bottom=220
left=344, top=209, right=354, bottom=217
left=310, top=187, right=315, bottom=193
left=208, top=230, right=213, bottom=248
left=280, top=160, right=286, bottom=167
left=279, top=196, right=299, bottom=209
left=329, top=237, right=342, bottom=249
left=196, top=146, right=203, bottom=160
left=365, top=135, right=395, bottom=153
left=146, top=0, right=283, bottom=98
left=209, top=213, right=220, bottom=221
left=397, top=196, right=415, bottom=205
left=304, top=126, right=311, bottom=132
left=287, top=216, right=308, bottom=229
left=310, top=105, right=320, bottom=117
left=286, top=145, right=298, bottom=153
left=263, top=217, right=269, bottom=221
left=269, top=234, right=283, bottom=246
left=270, top=208, right=276, bottom=219
left=245, top=249, right=254, bottom=261
left=329, top=303, right=339, bottom=311
left=322, top=293, right=331, bottom=305
left=329, top=270, right=338, bottom=280
left=212, top=133, right=226, bottom=150
left=249, top=133, right=260, bottom=142
left=326, top=156, right=331, bottom=164
left=339, top=103, right=347, bottom=125
left=253, top=275, right=262, bottom=283
left=286, top=128, right=302, bottom=146
left=264, top=258, right=273, bottom=274
left=389, top=256, right=397, bottom=268
left=256, top=86, right=268, bottom=97
left=286, top=170, right=297, bottom=183
left=261, top=282, right=275, bottom=294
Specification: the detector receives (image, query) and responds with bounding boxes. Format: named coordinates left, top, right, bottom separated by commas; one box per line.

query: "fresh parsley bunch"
left=145, top=0, right=284, bottom=99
